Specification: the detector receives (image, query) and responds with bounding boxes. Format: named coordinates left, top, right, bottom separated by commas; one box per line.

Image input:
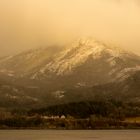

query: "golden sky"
left=0, top=0, right=140, bottom=56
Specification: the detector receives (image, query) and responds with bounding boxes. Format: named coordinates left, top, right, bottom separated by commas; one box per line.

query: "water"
left=0, top=130, right=140, bottom=140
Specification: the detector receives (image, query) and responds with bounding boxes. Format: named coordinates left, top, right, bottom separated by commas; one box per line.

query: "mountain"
left=30, top=38, right=140, bottom=90
left=0, top=79, right=40, bottom=109
left=62, top=70, right=140, bottom=103
left=0, top=37, right=140, bottom=109
left=0, top=46, right=62, bottom=78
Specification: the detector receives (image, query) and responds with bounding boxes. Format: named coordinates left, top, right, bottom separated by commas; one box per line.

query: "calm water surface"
left=0, top=130, right=140, bottom=140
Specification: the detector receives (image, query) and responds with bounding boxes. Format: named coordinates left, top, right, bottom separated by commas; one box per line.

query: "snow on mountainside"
left=0, top=38, right=140, bottom=108
left=0, top=46, right=62, bottom=77
left=0, top=37, right=140, bottom=88
left=39, top=38, right=137, bottom=74
left=32, top=38, right=140, bottom=86
left=39, top=39, right=107, bottom=75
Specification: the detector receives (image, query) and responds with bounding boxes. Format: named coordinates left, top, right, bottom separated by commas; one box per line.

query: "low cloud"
left=0, top=0, right=140, bottom=56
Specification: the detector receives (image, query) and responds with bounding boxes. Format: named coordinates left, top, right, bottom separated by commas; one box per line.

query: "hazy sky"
left=0, top=0, right=140, bottom=56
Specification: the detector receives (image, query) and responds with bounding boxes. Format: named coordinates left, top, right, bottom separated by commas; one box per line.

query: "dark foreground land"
left=0, top=100, right=140, bottom=129
left=0, top=115, right=140, bottom=130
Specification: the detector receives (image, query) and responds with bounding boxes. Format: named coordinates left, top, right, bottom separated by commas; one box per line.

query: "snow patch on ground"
left=52, top=90, right=65, bottom=99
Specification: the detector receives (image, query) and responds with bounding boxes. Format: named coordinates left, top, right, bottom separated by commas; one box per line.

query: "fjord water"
left=0, top=130, right=140, bottom=140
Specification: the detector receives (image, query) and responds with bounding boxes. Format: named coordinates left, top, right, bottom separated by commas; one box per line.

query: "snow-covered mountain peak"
left=67, top=37, right=128, bottom=58
left=0, top=37, right=140, bottom=85
left=39, top=38, right=133, bottom=76
left=39, top=39, right=104, bottom=75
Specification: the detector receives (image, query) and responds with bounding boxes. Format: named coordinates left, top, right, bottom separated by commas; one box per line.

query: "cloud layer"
left=0, top=0, right=140, bottom=56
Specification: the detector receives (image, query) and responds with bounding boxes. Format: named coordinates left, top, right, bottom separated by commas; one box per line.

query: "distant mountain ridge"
left=0, top=46, right=62, bottom=77
left=0, top=37, right=140, bottom=108
left=31, top=38, right=140, bottom=88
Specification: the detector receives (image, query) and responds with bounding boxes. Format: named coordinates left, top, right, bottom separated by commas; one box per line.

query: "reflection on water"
left=0, top=130, right=140, bottom=140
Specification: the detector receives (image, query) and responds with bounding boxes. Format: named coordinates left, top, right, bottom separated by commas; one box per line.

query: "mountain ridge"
left=0, top=38, right=140, bottom=108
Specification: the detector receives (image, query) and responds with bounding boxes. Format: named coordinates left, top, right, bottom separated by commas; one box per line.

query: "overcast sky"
left=0, top=0, right=140, bottom=56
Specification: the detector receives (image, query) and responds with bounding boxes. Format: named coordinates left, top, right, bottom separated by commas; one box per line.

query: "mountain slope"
left=0, top=46, right=62, bottom=78
left=0, top=38, right=140, bottom=109
left=1, top=38, right=140, bottom=89
left=31, top=38, right=140, bottom=89
left=0, top=79, right=40, bottom=108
